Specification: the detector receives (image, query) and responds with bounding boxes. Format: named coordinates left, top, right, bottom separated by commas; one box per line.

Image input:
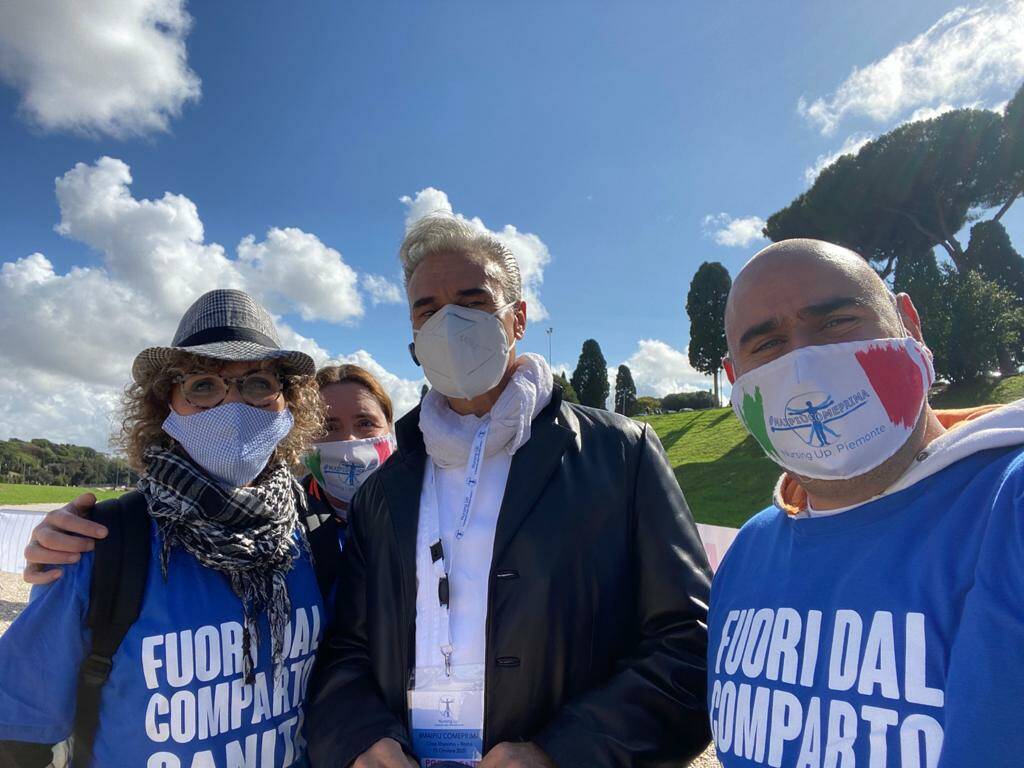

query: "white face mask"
left=730, top=336, right=934, bottom=481
left=306, top=434, right=397, bottom=505
left=412, top=303, right=514, bottom=400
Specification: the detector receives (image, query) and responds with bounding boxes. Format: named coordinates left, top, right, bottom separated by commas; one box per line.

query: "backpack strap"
left=71, top=491, right=151, bottom=768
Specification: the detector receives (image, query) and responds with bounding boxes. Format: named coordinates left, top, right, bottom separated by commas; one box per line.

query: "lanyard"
left=424, top=418, right=491, bottom=677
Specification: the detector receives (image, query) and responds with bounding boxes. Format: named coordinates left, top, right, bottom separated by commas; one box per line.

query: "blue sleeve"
left=0, top=555, right=92, bottom=744
left=938, top=458, right=1024, bottom=766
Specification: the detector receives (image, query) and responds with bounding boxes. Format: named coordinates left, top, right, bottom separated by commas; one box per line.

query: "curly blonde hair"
left=115, top=350, right=325, bottom=474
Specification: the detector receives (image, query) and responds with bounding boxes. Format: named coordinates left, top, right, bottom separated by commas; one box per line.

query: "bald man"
left=708, top=239, right=1024, bottom=767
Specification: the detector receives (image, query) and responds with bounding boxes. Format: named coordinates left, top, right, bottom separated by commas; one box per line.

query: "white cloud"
left=798, top=0, right=1024, bottom=135
left=0, top=371, right=122, bottom=450
left=617, top=340, right=715, bottom=400
left=237, top=228, right=363, bottom=324
left=0, top=157, right=415, bottom=450
left=51, top=157, right=366, bottom=324
left=507, top=342, right=718, bottom=411
left=551, top=361, right=574, bottom=380
left=361, top=274, right=405, bottom=306
left=400, top=188, right=552, bottom=320
left=907, top=103, right=961, bottom=123
left=0, top=251, right=161, bottom=388
left=803, top=132, right=875, bottom=184
left=0, top=0, right=200, bottom=136
left=605, top=340, right=723, bottom=410
left=400, top=187, right=453, bottom=229
left=702, top=213, right=768, bottom=248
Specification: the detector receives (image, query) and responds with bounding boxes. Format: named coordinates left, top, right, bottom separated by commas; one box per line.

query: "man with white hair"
left=709, top=239, right=1024, bottom=767
left=305, top=215, right=713, bottom=767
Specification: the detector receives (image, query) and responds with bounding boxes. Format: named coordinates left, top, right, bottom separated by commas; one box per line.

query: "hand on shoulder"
left=22, top=493, right=106, bottom=585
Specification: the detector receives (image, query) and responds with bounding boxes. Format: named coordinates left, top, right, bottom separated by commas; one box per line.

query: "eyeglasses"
left=174, top=371, right=284, bottom=409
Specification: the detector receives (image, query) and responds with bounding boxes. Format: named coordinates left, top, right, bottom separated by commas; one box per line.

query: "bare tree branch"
left=877, top=253, right=897, bottom=279
left=993, top=179, right=1024, bottom=223
left=881, top=205, right=955, bottom=260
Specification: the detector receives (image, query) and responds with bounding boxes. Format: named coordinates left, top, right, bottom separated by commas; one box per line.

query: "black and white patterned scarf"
left=138, top=447, right=308, bottom=682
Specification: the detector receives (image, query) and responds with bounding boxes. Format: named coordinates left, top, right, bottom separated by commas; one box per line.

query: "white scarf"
left=419, top=353, right=554, bottom=468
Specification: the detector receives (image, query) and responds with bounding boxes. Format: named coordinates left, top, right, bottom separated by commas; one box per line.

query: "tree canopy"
left=967, top=220, right=1024, bottom=300
left=614, top=365, right=638, bottom=416
left=893, top=249, right=945, bottom=331
left=571, top=339, right=610, bottom=409
left=0, top=438, right=133, bottom=487
left=929, top=269, right=1024, bottom=383
left=766, top=84, right=1024, bottom=381
left=554, top=371, right=580, bottom=404
left=686, top=261, right=731, bottom=402
left=661, top=391, right=717, bottom=412
left=766, top=89, right=1024, bottom=277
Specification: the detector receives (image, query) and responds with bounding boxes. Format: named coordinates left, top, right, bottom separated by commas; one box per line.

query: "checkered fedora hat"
left=132, top=289, right=316, bottom=382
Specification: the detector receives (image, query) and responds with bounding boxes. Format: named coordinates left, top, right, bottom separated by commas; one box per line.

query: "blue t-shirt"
left=0, top=524, right=324, bottom=768
left=708, top=446, right=1024, bottom=768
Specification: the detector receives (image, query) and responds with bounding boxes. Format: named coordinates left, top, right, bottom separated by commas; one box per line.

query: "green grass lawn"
left=639, top=408, right=781, bottom=528
left=0, top=482, right=125, bottom=506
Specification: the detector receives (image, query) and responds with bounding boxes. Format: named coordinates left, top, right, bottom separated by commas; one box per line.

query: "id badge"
left=408, top=664, right=485, bottom=767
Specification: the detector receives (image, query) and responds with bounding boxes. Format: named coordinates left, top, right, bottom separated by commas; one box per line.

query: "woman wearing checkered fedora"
left=0, top=289, right=330, bottom=768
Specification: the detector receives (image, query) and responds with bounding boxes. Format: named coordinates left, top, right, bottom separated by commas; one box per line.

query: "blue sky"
left=1, top=0, right=1022, bottom=449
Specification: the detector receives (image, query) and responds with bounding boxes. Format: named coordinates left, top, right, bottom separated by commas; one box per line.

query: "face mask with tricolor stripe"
left=305, top=434, right=397, bottom=504
left=729, top=337, right=934, bottom=481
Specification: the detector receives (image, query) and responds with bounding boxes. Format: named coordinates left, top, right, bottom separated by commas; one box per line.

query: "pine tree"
left=967, top=220, right=1024, bottom=300
left=614, top=365, right=638, bottom=416
left=686, top=262, right=731, bottom=404
left=893, top=249, right=945, bottom=330
left=571, top=339, right=610, bottom=409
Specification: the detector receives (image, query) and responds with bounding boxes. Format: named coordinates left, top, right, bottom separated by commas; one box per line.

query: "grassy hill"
left=639, top=409, right=779, bottom=528
left=0, top=437, right=132, bottom=487
left=641, top=373, right=1023, bottom=529
left=929, top=374, right=1024, bottom=409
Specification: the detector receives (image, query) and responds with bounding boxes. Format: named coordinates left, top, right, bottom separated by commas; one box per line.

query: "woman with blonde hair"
left=0, top=289, right=326, bottom=768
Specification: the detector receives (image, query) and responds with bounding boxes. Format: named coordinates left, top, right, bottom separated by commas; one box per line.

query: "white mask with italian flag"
left=306, top=434, right=397, bottom=504
left=730, top=337, right=934, bottom=481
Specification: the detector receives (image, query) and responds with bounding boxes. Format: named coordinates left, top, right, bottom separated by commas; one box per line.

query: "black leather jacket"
left=306, top=387, right=712, bottom=767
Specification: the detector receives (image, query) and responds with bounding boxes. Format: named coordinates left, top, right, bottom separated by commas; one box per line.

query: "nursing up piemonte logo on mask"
left=730, top=338, right=934, bottom=481
left=307, top=434, right=397, bottom=504
left=771, top=390, right=873, bottom=448
left=324, top=457, right=380, bottom=488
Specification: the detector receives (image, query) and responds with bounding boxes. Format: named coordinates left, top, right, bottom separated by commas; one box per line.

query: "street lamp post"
left=546, top=327, right=553, bottom=366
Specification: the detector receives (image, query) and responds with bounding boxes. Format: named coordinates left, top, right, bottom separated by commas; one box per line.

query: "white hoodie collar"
left=789, top=399, right=1024, bottom=517
left=419, top=353, right=554, bottom=469
left=887, top=398, right=1024, bottom=494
